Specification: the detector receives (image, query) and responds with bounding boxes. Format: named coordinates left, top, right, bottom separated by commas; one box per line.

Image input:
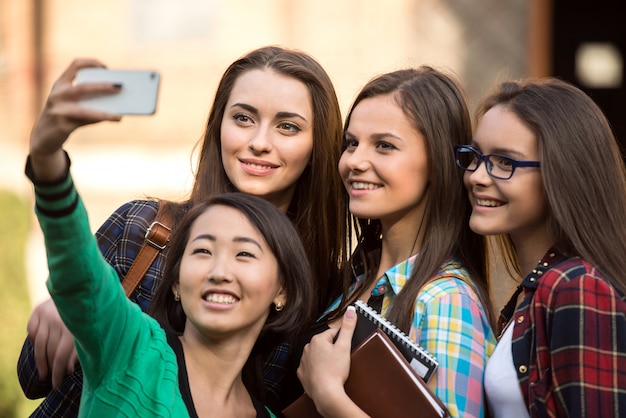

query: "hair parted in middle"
left=189, top=45, right=347, bottom=314
left=331, top=66, right=495, bottom=332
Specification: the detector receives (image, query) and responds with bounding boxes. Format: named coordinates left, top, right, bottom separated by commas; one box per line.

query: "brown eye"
left=491, top=155, right=514, bottom=171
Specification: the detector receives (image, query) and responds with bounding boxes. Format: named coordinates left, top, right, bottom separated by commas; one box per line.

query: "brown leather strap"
left=122, top=202, right=173, bottom=296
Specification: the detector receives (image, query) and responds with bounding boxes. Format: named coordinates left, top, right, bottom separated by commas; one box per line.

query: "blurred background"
left=1, top=0, right=623, bottom=416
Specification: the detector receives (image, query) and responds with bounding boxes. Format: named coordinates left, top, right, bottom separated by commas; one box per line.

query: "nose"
left=341, top=145, right=371, bottom=172
left=207, top=256, right=233, bottom=283
left=248, top=124, right=272, bottom=154
left=466, top=157, right=492, bottom=186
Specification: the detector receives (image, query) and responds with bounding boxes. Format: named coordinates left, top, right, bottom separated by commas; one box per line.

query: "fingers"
left=51, top=329, right=77, bottom=388
left=27, top=301, right=51, bottom=380
left=32, top=323, right=51, bottom=380
left=48, top=58, right=108, bottom=105
left=67, top=348, right=79, bottom=374
left=296, top=306, right=360, bottom=414
left=334, top=305, right=357, bottom=348
left=47, top=66, right=123, bottom=123
left=56, top=58, right=107, bottom=86
left=29, top=58, right=122, bottom=160
left=26, top=298, right=78, bottom=384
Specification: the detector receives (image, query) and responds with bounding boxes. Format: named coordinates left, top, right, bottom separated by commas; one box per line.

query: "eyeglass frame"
left=454, top=145, right=541, bottom=180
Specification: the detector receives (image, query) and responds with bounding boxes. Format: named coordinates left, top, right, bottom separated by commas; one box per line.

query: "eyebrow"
left=230, top=102, right=308, bottom=122
left=192, top=234, right=263, bottom=251
left=471, top=141, right=529, bottom=159
left=345, top=131, right=403, bottom=142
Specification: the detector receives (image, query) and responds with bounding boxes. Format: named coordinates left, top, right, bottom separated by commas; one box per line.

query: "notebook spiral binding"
left=354, top=300, right=438, bottom=382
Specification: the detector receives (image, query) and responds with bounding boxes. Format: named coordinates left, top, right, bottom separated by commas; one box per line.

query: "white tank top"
left=484, top=323, right=529, bottom=418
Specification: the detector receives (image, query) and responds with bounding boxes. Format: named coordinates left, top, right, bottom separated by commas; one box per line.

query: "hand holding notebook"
left=283, top=303, right=449, bottom=418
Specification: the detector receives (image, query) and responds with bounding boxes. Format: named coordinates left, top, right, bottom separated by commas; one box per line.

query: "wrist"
left=26, top=150, right=71, bottom=184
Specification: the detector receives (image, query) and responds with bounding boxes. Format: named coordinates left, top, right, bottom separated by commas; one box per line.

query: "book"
left=282, top=328, right=449, bottom=418
left=352, top=300, right=438, bottom=382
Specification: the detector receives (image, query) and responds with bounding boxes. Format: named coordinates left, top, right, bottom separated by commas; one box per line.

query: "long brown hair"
left=330, top=66, right=495, bottom=332
left=477, top=77, right=626, bottom=295
left=187, top=46, right=346, bottom=314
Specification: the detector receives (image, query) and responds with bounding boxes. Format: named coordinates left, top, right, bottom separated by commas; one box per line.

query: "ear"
left=172, top=282, right=180, bottom=297
left=273, top=286, right=287, bottom=308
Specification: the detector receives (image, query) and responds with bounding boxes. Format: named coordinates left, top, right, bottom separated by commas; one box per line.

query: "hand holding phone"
left=75, top=68, right=160, bottom=115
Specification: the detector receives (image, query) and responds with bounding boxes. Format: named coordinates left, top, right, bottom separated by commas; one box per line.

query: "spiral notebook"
left=352, top=300, right=438, bottom=382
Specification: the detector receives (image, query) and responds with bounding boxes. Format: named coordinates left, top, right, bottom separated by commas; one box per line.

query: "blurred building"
left=2, top=0, right=623, bottom=308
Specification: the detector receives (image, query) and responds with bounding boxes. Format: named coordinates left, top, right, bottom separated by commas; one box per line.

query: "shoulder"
left=105, top=199, right=160, bottom=226
left=536, top=256, right=625, bottom=309
left=419, top=259, right=478, bottom=300
left=414, top=259, right=493, bottom=324
left=412, top=262, right=496, bottom=350
left=94, top=199, right=161, bottom=263
left=96, top=200, right=159, bottom=237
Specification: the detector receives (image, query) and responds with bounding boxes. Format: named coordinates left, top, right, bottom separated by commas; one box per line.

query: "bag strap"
left=122, top=201, right=173, bottom=296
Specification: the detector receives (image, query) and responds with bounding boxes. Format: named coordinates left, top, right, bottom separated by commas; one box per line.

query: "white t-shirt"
left=484, top=323, right=529, bottom=418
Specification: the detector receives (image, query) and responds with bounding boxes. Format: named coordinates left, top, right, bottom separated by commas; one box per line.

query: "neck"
left=179, top=329, right=258, bottom=416
left=377, top=217, right=423, bottom=277
left=511, top=235, right=553, bottom=277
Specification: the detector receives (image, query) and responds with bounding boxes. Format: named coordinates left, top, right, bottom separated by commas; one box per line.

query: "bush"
left=0, top=190, right=41, bottom=417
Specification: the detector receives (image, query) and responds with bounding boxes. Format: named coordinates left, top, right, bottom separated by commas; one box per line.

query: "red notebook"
left=282, top=328, right=449, bottom=418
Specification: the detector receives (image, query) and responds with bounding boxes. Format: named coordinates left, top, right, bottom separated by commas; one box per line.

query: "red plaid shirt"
left=509, top=249, right=626, bottom=417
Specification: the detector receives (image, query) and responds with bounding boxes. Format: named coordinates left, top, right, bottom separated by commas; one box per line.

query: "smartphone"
left=75, top=68, right=160, bottom=115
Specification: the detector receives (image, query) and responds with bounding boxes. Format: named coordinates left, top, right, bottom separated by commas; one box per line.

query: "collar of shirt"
left=374, top=254, right=417, bottom=314
left=322, top=254, right=418, bottom=315
left=499, top=248, right=566, bottom=332
left=520, top=248, right=568, bottom=295
left=323, top=254, right=464, bottom=318
left=377, top=255, right=464, bottom=296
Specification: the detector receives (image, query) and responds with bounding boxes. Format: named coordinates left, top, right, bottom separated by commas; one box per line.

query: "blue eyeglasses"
left=454, top=145, right=540, bottom=180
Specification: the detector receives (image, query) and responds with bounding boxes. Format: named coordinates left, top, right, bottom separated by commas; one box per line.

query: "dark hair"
left=477, top=77, right=626, bottom=295
left=330, top=66, right=495, bottom=331
left=188, top=45, right=346, bottom=314
left=149, top=192, right=315, bottom=397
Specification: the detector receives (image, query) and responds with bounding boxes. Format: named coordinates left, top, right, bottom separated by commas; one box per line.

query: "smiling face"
left=220, top=68, right=314, bottom=213
left=339, top=94, right=430, bottom=229
left=464, top=105, right=549, bottom=250
left=174, top=204, right=285, bottom=342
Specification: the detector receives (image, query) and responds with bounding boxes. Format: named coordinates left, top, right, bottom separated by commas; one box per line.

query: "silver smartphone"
left=75, top=68, right=160, bottom=115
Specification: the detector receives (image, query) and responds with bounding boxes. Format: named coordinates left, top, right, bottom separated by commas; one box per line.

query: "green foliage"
left=0, top=190, right=40, bottom=417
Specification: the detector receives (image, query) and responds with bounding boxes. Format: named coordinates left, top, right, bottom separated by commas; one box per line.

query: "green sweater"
left=32, top=168, right=274, bottom=417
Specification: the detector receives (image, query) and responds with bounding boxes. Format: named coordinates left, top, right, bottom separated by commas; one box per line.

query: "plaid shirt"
left=325, top=255, right=496, bottom=418
left=510, top=249, right=626, bottom=417
left=17, top=198, right=293, bottom=416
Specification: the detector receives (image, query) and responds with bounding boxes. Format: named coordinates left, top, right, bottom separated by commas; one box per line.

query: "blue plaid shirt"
left=324, top=255, right=495, bottom=418
left=17, top=199, right=293, bottom=416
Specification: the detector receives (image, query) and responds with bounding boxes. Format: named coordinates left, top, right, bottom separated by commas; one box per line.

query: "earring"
left=274, top=301, right=284, bottom=312
left=173, top=292, right=181, bottom=302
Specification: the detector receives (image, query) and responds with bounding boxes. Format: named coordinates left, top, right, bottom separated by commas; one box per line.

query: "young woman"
left=18, top=46, right=347, bottom=415
left=297, top=67, right=496, bottom=418
left=457, top=77, right=626, bottom=417
left=25, top=129, right=315, bottom=415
